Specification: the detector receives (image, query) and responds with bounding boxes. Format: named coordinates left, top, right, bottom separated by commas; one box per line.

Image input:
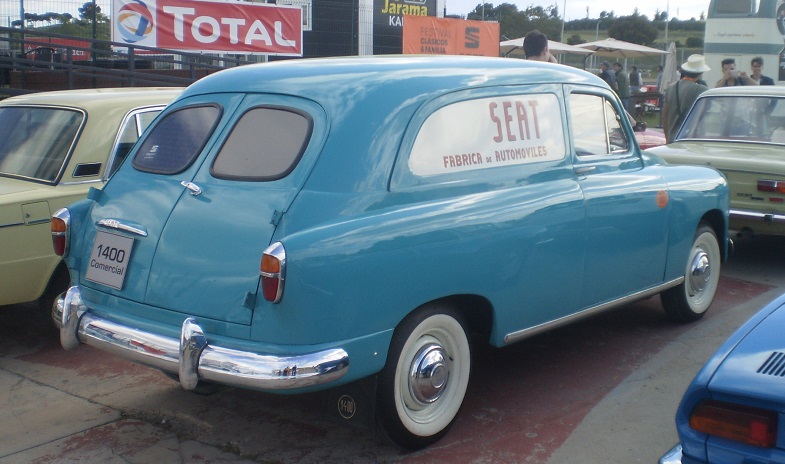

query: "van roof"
left=184, top=55, right=606, bottom=101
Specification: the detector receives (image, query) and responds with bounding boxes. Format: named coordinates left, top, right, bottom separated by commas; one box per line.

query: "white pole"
left=560, top=0, right=567, bottom=42
left=665, top=0, right=670, bottom=44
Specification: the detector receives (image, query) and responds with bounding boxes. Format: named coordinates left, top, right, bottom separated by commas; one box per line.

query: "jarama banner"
left=402, top=15, right=500, bottom=57
left=112, top=0, right=303, bottom=56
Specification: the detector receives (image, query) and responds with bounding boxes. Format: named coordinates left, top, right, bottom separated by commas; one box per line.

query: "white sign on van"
left=409, top=93, right=566, bottom=176
left=85, top=230, right=134, bottom=290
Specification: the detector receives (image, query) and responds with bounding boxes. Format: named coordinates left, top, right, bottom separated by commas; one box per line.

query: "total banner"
left=112, top=0, right=303, bottom=56
left=402, top=15, right=499, bottom=57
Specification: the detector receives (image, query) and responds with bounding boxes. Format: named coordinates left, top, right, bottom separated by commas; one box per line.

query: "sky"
left=1, top=0, right=710, bottom=26
left=444, top=0, right=711, bottom=21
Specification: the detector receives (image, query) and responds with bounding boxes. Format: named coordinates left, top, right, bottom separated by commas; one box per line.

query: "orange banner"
left=402, top=15, right=499, bottom=57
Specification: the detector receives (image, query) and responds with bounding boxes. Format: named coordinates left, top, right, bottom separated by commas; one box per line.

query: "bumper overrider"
left=659, top=444, right=682, bottom=464
left=53, top=286, right=350, bottom=391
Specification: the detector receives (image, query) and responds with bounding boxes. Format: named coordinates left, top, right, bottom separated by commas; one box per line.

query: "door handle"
left=180, top=181, right=202, bottom=196
left=574, top=166, right=596, bottom=175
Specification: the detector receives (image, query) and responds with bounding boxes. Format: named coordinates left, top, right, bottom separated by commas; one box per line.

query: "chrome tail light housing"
left=260, top=241, right=286, bottom=303
left=51, top=208, right=71, bottom=257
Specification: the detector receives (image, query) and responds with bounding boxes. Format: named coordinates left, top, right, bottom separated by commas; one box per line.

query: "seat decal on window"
left=408, top=94, right=565, bottom=176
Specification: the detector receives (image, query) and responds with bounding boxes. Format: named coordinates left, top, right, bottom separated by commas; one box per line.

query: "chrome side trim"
left=58, top=179, right=104, bottom=187
left=503, top=278, right=683, bottom=345
left=96, top=219, right=148, bottom=237
left=730, top=209, right=785, bottom=224
left=54, top=287, right=350, bottom=391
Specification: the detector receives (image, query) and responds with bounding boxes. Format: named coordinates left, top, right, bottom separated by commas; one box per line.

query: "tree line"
left=461, top=3, right=705, bottom=47
left=11, top=2, right=108, bottom=28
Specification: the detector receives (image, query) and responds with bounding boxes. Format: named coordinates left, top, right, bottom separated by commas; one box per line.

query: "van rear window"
left=133, top=105, right=221, bottom=175
left=211, top=107, right=312, bottom=181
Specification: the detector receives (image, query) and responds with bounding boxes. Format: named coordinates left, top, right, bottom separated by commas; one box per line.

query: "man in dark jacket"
left=599, top=62, right=617, bottom=91
left=750, top=57, right=775, bottom=85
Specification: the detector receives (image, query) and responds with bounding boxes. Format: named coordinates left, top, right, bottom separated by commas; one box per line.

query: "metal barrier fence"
left=0, top=25, right=258, bottom=95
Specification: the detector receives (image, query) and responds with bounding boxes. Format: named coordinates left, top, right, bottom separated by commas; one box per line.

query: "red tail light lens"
left=758, top=180, right=785, bottom=194
left=260, top=242, right=286, bottom=303
left=51, top=208, right=71, bottom=257
left=689, top=400, right=778, bottom=448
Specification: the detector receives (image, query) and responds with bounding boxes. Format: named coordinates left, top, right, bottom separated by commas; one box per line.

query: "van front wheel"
left=662, top=223, right=721, bottom=323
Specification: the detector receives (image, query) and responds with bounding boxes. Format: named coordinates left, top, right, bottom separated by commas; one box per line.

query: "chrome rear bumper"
left=53, top=286, right=349, bottom=391
left=730, top=209, right=785, bottom=224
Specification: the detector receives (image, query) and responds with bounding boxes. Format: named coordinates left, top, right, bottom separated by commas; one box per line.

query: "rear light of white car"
left=758, top=180, right=785, bottom=197
left=260, top=242, right=286, bottom=303
left=51, top=208, right=71, bottom=257
left=689, top=400, right=778, bottom=448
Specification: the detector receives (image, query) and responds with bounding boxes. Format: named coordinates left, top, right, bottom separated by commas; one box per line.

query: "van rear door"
left=142, top=95, right=326, bottom=325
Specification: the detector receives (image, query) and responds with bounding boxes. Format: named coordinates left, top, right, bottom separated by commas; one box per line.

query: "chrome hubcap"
left=689, top=250, right=711, bottom=294
left=409, top=343, right=449, bottom=404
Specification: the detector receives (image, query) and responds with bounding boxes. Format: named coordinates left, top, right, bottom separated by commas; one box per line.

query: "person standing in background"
left=656, top=65, right=664, bottom=92
left=662, top=55, right=711, bottom=143
left=629, top=65, right=643, bottom=94
left=599, top=62, right=617, bottom=91
left=750, top=57, right=775, bottom=85
left=715, top=58, right=757, bottom=87
left=522, top=30, right=558, bottom=63
left=613, top=62, right=632, bottom=113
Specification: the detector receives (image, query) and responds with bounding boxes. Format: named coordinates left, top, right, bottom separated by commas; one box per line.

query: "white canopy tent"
left=575, top=38, right=669, bottom=58
left=500, top=37, right=594, bottom=58
left=660, top=42, right=679, bottom=92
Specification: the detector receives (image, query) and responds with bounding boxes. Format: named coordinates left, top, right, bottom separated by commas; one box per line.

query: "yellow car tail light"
left=689, top=400, right=778, bottom=448
left=51, top=208, right=71, bottom=257
left=757, top=180, right=785, bottom=195
left=260, top=242, right=286, bottom=303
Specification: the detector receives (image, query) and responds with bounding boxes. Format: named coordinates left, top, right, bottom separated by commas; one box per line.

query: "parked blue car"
left=661, top=291, right=785, bottom=464
left=51, top=56, right=729, bottom=449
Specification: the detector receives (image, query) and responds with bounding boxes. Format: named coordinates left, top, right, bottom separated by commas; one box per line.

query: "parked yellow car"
left=0, top=87, right=181, bottom=309
left=649, top=86, right=785, bottom=237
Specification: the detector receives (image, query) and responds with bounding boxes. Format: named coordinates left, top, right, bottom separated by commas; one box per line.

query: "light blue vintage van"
left=51, top=56, right=729, bottom=449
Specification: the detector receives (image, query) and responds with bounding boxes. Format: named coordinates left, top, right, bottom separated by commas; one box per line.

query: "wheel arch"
left=400, top=294, right=494, bottom=343
left=700, top=208, right=729, bottom=261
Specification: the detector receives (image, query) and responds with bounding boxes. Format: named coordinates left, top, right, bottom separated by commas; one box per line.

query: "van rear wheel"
left=376, top=305, right=471, bottom=450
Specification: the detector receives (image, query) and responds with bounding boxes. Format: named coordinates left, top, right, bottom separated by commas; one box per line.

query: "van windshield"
left=0, top=106, right=83, bottom=183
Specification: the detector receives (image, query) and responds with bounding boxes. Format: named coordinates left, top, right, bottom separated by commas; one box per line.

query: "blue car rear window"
left=133, top=105, right=221, bottom=175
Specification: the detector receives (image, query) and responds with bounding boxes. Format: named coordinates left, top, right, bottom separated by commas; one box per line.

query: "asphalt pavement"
left=1, top=234, right=784, bottom=464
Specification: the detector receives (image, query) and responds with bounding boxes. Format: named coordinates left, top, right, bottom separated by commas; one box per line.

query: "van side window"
left=133, top=105, right=221, bottom=175
left=408, top=93, right=566, bottom=176
left=569, top=94, right=630, bottom=156
left=211, top=107, right=312, bottom=181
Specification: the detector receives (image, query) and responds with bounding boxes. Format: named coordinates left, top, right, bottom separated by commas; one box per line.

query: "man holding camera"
left=715, top=58, right=758, bottom=87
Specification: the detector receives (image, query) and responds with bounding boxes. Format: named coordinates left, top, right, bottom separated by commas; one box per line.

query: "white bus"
left=703, top=0, right=785, bottom=85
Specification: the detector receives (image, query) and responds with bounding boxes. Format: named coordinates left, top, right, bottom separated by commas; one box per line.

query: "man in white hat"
left=662, top=54, right=711, bottom=143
